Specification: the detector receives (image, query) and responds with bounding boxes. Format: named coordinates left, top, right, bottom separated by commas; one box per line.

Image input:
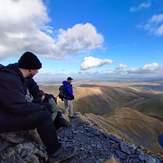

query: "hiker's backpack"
left=58, top=85, right=65, bottom=100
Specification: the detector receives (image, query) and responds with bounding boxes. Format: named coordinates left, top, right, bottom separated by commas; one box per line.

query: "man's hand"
left=41, top=94, right=45, bottom=101
left=43, top=103, right=53, bottom=113
left=71, top=95, right=74, bottom=100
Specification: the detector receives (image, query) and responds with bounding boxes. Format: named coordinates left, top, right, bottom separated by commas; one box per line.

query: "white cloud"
left=0, top=0, right=103, bottom=59
left=143, top=62, right=160, bottom=71
left=52, top=23, right=104, bottom=59
left=80, top=56, right=113, bottom=70
left=150, top=14, right=163, bottom=22
left=130, top=2, right=151, bottom=12
left=34, top=62, right=163, bottom=82
left=111, top=62, right=162, bottom=75
left=144, top=14, right=163, bottom=36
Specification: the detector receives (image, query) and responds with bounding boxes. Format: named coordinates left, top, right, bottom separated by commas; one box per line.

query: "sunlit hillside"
left=41, top=83, right=162, bottom=116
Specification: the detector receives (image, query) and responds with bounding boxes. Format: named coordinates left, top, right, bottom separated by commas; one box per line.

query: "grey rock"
left=115, top=150, right=127, bottom=160
left=109, top=134, right=121, bottom=143
left=120, top=142, right=135, bottom=154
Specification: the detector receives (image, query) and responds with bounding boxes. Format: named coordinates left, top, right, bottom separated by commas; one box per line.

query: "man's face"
left=68, top=79, right=72, bottom=84
left=28, top=69, right=39, bottom=78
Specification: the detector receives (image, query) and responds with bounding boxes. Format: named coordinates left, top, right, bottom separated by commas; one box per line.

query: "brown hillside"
left=41, top=85, right=158, bottom=115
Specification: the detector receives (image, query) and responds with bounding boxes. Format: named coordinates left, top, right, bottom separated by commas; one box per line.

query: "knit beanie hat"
left=18, top=51, right=42, bottom=69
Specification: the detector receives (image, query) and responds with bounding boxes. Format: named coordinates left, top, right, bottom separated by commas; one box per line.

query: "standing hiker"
left=59, top=77, right=75, bottom=118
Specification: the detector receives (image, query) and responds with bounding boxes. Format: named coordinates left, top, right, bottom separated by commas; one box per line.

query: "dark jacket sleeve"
left=0, top=73, right=44, bottom=115
left=26, top=78, right=44, bottom=103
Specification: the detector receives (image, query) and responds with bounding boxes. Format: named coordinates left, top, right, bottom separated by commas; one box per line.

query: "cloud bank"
left=0, top=0, right=103, bottom=59
left=110, top=62, right=162, bottom=75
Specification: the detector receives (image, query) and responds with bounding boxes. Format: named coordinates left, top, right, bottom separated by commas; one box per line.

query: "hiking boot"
left=59, top=117, right=71, bottom=127
left=54, top=113, right=71, bottom=130
left=48, top=146, right=76, bottom=163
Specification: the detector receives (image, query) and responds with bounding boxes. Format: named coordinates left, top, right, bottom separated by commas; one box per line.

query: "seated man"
left=0, top=51, right=75, bottom=162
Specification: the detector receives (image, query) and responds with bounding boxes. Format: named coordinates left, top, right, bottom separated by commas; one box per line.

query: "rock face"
left=0, top=131, right=47, bottom=163
left=0, top=112, right=162, bottom=163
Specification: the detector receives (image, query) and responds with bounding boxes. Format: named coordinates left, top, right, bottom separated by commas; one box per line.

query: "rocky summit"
left=0, top=112, right=162, bottom=163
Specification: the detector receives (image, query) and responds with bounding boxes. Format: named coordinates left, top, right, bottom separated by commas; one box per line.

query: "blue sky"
left=1, top=0, right=163, bottom=81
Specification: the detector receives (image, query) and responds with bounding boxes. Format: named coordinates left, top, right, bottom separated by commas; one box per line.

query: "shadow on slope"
left=71, top=86, right=155, bottom=115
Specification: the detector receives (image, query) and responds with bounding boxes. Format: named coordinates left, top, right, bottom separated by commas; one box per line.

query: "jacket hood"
left=5, top=63, right=25, bottom=82
left=6, top=63, right=18, bottom=70
left=62, top=80, right=68, bottom=85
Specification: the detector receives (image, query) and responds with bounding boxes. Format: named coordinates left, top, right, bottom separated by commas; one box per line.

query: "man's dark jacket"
left=25, top=77, right=44, bottom=103
left=0, top=64, right=43, bottom=115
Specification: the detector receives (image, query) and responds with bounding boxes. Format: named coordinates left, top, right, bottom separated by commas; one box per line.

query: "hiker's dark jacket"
left=0, top=64, right=44, bottom=115
left=25, top=77, right=44, bottom=103
left=62, top=81, right=74, bottom=100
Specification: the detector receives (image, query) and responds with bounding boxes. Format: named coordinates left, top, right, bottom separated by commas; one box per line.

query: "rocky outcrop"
left=0, top=130, right=47, bottom=163
left=0, top=112, right=162, bottom=163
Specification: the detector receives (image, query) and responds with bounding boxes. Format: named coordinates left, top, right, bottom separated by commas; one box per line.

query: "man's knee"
left=31, top=110, right=52, bottom=126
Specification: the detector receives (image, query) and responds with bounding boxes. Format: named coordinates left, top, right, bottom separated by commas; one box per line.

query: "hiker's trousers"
left=0, top=110, right=61, bottom=155
left=63, top=99, right=73, bottom=117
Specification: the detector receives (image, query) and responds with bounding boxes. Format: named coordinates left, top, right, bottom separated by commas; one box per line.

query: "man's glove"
left=42, top=103, right=53, bottom=113
left=71, top=95, right=74, bottom=100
